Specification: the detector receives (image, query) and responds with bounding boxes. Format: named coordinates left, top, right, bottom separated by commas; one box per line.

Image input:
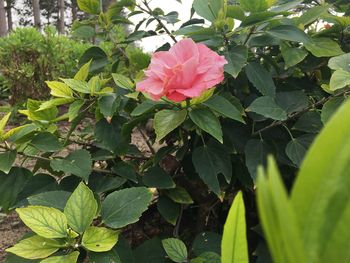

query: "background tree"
left=32, top=0, right=40, bottom=29
left=58, top=0, right=64, bottom=33
left=0, top=0, right=7, bottom=36
left=5, top=0, right=13, bottom=31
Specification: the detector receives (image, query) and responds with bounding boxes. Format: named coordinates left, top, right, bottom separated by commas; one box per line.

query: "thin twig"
left=138, top=126, right=156, bottom=155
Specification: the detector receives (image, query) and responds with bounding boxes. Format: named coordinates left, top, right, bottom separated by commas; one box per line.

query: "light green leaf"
left=162, top=238, right=188, bottom=263
left=267, top=25, right=310, bottom=43
left=61, top=79, right=91, bottom=94
left=50, top=149, right=92, bottom=181
left=166, top=187, right=194, bottom=204
left=38, top=98, right=74, bottom=111
left=222, top=191, right=249, bottom=263
left=329, top=69, right=350, bottom=91
left=40, top=251, right=80, bottom=263
left=75, top=60, right=92, bottom=81
left=239, top=0, right=276, bottom=13
left=6, top=235, right=62, bottom=259
left=245, top=62, right=276, bottom=97
left=0, top=112, right=11, bottom=134
left=68, top=100, right=84, bottom=122
left=0, top=150, right=16, bottom=174
left=291, top=98, right=350, bottom=263
left=328, top=53, right=350, bottom=72
left=101, top=187, right=152, bottom=228
left=112, top=73, right=134, bottom=90
left=280, top=42, right=308, bottom=69
left=203, top=95, right=244, bottom=123
left=45, top=81, right=73, bottom=98
left=193, top=0, right=223, bottom=22
left=305, top=38, right=344, bottom=57
left=77, top=0, right=100, bottom=14
left=224, top=46, right=248, bottom=78
left=154, top=109, right=187, bottom=142
left=64, top=182, right=97, bottom=234
left=321, top=97, right=344, bottom=124
left=30, top=132, right=62, bottom=152
left=82, top=226, right=119, bottom=252
left=16, top=206, right=67, bottom=238
left=257, top=157, right=307, bottom=263
left=189, top=108, right=223, bottom=143
left=247, top=96, right=287, bottom=120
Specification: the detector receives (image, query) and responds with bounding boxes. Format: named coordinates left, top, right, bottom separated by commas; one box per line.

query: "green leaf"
left=77, top=0, right=100, bottom=14
left=50, top=149, right=92, bottom=181
left=143, top=166, right=175, bottom=189
left=0, top=168, right=31, bottom=211
left=82, top=226, right=119, bottom=252
left=193, top=0, right=223, bottom=22
left=28, top=191, right=71, bottom=211
left=297, top=5, right=329, bottom=26
left=280, top=42, right=308, bottom=69
left=291, top=98, right=350, bottom=263
left=154, top=109, right=187, bottom=142
left=89, top=250, right=121, bottom=263
left=166, top=187, right=194, bottom=204
left=38, top=98, right=74, bottom=111
left=64, top=182, right=97, bottom=234
left=101, top=187, right=152, bottom=228
left=192, top=143, right=232, bottom=196
left=61, top=79, right=90, bottom=94
left=30, top=132, right=62, bottom=152
left=89, top=173, right=126, bottom=194
left=157, top=196, right=181, bottom=226
left=68, top=100, right=84, bottom=122
left=247, top=96, right=287, bottom=120
left=226, top=6, right=245, bottom=20
left=162, top=238, right=188, bottom=263
left=257, top=157, right=307, bottom=263
left=40, top=252, right=80, bottom=263
left=285, top=135, right=314, bottom=167
left=75, top=60, right=91, bottom=81
left=275, top=91, right=309, bottom=114
left=224, top=45, right=248, bottom=78
left=189, top=108, right=223, bottom=143
left=203, top=95, right=244, bottom=123
left=245, top=62, right=276, bottom=97
left=239, top=0, right=276, bottom=13
left=267, top=25, right=310, bottom=43
left=328, top=53, right=350, bottom=72
left=0, top=150, right=16, bottom=174
left=293, top=111, right=323, bottom=133
left=79, top=46, right=109, bottom=73
left=329, top=69, right=350, bottom=91
left=6, top=235, right=62, bottom=259
left=305, top=38, right=344, bottom=57
left=191, top=252, right=221, bottom=263
left=112, top=73, right=134, bottom=90
left=16, top=206, right=67, bottom=238
left=98, top=94, right=120, bottom=119
left=134, top=238, right=167, bottom=263
left=112, top=161, right=138, bottom=183
left=244, top=139, right=269, bottom=180
left=131, top=100, right=162, bottom=116
left=193, top=232, right=222, bottom=256
left=222, top=191, right=248, bottom=263
left=321, top=97, right=344, bottom=124
left=45, top=81, right=73, bottom=98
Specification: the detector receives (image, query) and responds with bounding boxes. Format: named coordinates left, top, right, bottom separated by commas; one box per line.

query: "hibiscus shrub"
left=1, top=0, right=350, bottom=262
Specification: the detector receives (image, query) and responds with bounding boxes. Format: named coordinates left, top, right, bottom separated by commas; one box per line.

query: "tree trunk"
left=58, top=0, right=65, bottom=34
left=0, top=0, right=7, bottom=37
left=71, top=0, right=77, bottom=23
left=32, top=0, right=41, bottom=29
left=5, top=0, right=12, bottom=31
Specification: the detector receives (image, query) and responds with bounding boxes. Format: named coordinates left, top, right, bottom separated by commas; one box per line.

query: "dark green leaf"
left=286, top=135, right=314, bottom=167
left=204, top=95, right=244, bottom=123
left=28, top=191, right=71, bottom=211
left=245, top=63, right=276, bottom=97
left=276, top=91, right=309, bottom=114
left=0, top=150, right=16, bottom=174
left=143, top=166, right=175, bottom=189
left=267, top=25, right=310, bottom=43
left=157, top=196, right=180, bottom=226
left=247, top=96, right=287, bottom=120
left=162, top=238, right=188, bottom=263
left=280, top=42, right=308, bottom=69
left=193, top=0, right=223, bottom=22
left=293, top=111, right=323, bottom=133
left=134, top=238, right=167, bottom=263
left=224, top=46, right=248, bottom=78
left=112, top=161, right=138, bottom=183
left=30, top=132, right=62, bottom=152
left=154, top=109, right=187, bottom=142
left=99, top=94, right=120, bottom=119
left=321, top=97, right=345, bottom=124
left=79, top=46, right=109, bottom=73
left=244, top=139, right=269, bottom=180
left=192, top=232, right=222, bottom=256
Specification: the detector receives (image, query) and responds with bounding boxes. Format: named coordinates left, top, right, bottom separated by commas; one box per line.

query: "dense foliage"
left=0, top=0, right=350, bottom=262
left=0, top=26, right=90, bottom=103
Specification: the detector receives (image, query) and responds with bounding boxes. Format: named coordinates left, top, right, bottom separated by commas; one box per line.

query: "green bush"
left=0, top=27, right=90, bottom=104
